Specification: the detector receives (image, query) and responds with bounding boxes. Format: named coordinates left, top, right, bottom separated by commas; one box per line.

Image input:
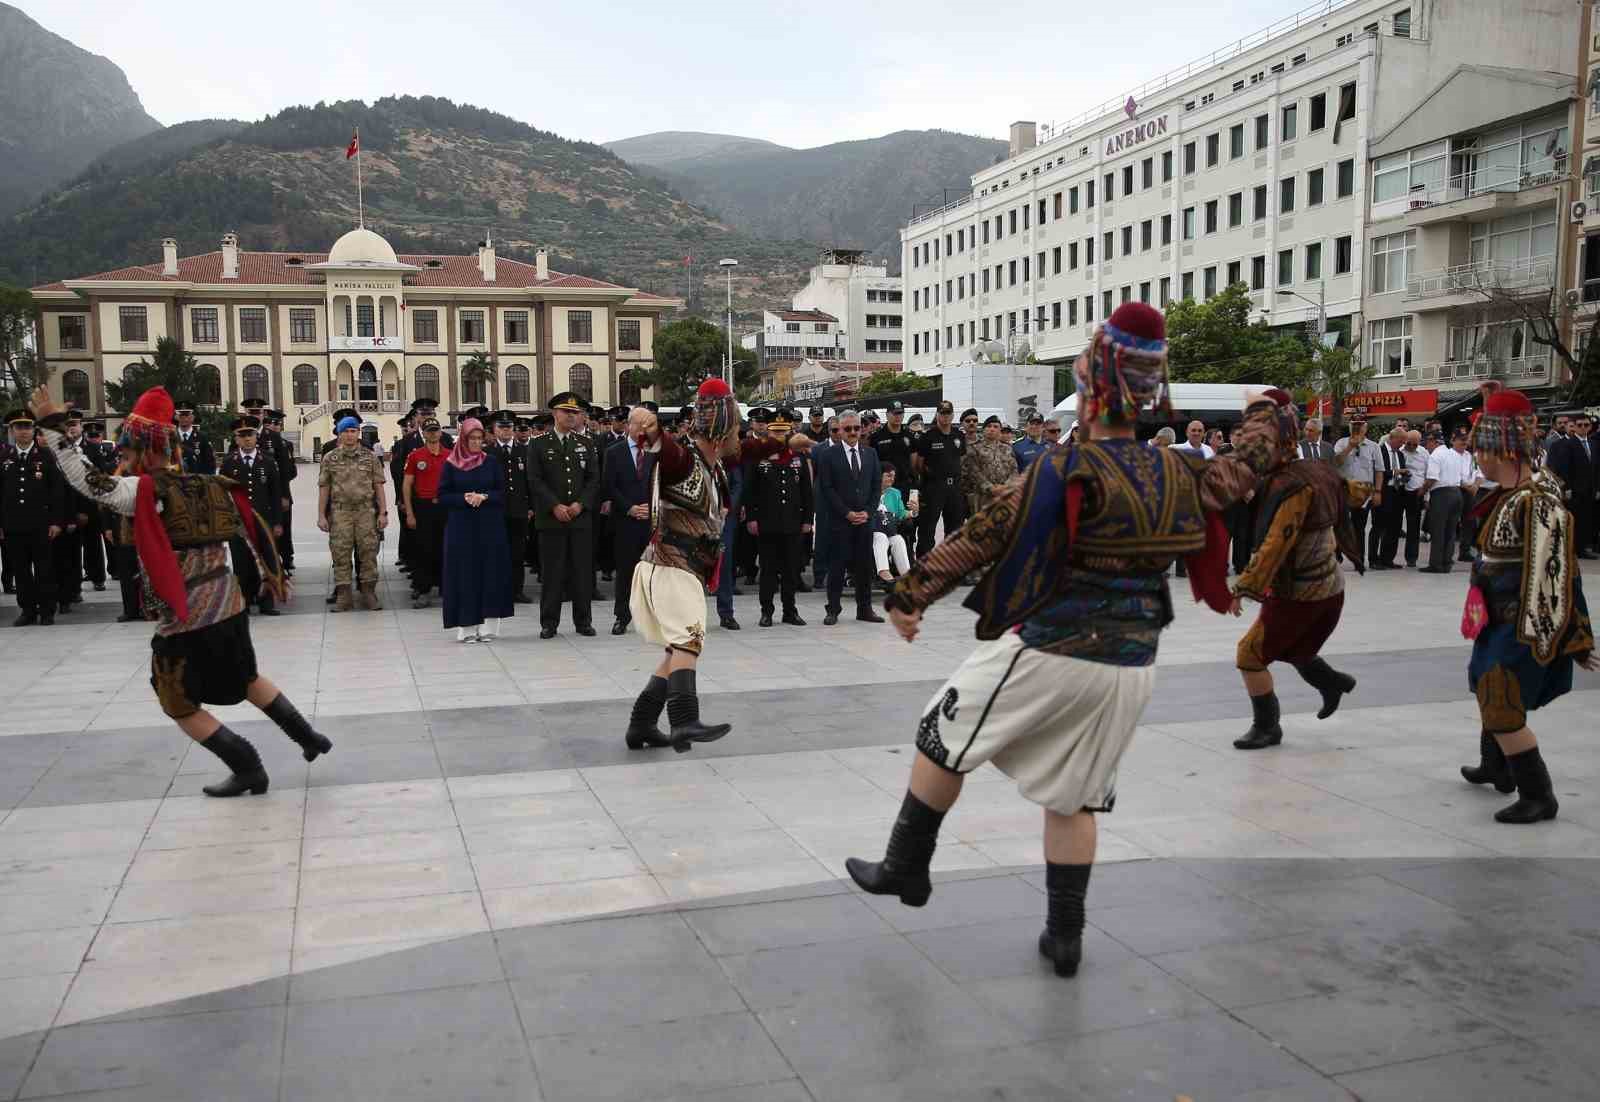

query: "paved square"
left=1, top=494, right=1597, bottom=1100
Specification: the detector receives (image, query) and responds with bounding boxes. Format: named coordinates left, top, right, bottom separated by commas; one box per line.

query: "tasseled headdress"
left=1233, top=387, right=1301, bottom=476
left=1468, top=381, right=1537, bottom=462
left=692, top=377, right=740, bottom=441
left=1072, top=302, right=1171, bottom=426
left=118, top=385, right=178, bottom=457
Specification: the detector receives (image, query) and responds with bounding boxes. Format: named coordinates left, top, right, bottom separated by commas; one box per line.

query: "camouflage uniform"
left=320, top=445, right=384, bottom=609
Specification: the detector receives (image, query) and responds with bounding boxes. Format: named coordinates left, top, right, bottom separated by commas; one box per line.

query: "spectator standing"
left=603, top=407, right=656, bottom=635
left=1545, top=411, right=1597, bottom=559
left=1333, top=416, right=1384, bottom=556
left=488, top=410, right=535, bottom=604
left=402, top=416, right=449, bottom=608
left=1173, top=420, right=1215, bottom=459
left=317, top=416, right=387, bottom=612
left=815, top=411, right=884, bottom=626
left=0, top=408, right=65, bottom=625
left=1297, top=418, right=1336, bottom=462
left=1371, top=425, right=1409, bottom=568
left=527, top=393, right=599, bottom=638
left=911, top=400, right=967, bottom=556
left=1012, top=413, right=1050, bottom=471
left=745, top=408, right=812, bottom=627
left=437, top=417, right=512, bottom=643
left=219, top=416, right=282, bottom=616
left=1419, top=427, right=1474, bottom=573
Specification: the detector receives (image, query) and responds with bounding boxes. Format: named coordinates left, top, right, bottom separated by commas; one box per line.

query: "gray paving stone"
left=1087, top=889, right=1307, bottom=956
left=289, top=931, right=504, bottom=1004
left=907, top=914, right=1135, bottom=984
left=1176, top=856, right=1383, bottom=892
left=0, top=1030, right=45, bottom=1100
left=95, top=976, right=290, bottom=1023
left=855, top=873, right=1045, bottom=933
left=303, top=743, right=444, bottom=788
left=803, top=1044, right=1089, bottom=1102
left=719, top=932, right=961, bottom=1011
left=1334, top=1039, right=1600, bottom=1102
left=20, top=774, right=176, bottom=807
left=654, top=1082, right=813, bottom=1102
left=281, top=982, right=539, bottom=1101
left=1079, top=856, right=1223, bottom=909
left=1150, top=928, right=1398, bottom=1009
left=1243, top=873, right=1473, bottom=933
left=530, top=1010, right=790, bottom=1102
left=683, top=892, right=894, bottom=957
left=435, top=734, right=574, bottom=777
left=495, top=911, right=702, bottom=979
left=1380, top=859, right=1588, bottom=911
left=509, top=951, right=744, bottom=1037
left=967, top=955, right=1217, bottom=1041
left=20, top=1005, right=284, bottom=1100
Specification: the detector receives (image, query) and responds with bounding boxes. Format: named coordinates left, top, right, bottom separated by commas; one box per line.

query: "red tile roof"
left=776, top=308, right=838, bottom=323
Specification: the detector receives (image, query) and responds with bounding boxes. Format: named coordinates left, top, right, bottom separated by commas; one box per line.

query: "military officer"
left=319, top=407, right=364, bottom=458
left=1, top=409, right=66, bottom=624
left=489, top=410, right=535, bottom=603
left=514, top=417, right=533, bottom=448
left=525, top=413, right=552, bottom=579
left=174, top=405, right=216, bottom=475
left=319, top=414, right=388, bottom=611
left=220, top=415, right=283, bottom=615
left=53, top=411, right=91, bottom=611
left=256, top=406, right=298, bottom=574
left=392, top=407, right=420, bottom=575
left=78, top=420, right=113, bottom=592
left=528, top=391, right=599, bottom=638
left=746, top=408, right=813, bottom=627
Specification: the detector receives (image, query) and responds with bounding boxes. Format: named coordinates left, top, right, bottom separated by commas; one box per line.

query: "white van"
left=1052, top=383, right=1261, bottom=431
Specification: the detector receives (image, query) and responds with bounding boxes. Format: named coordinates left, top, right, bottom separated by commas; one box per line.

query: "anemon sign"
left=1104, top=116, right=1170, bottom=157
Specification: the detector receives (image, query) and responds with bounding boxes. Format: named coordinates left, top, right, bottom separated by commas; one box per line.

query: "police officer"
left=912, top=399, right=967, bottom=556
left=257, top=406, right=298, bottom=575
left=220, top=415, right=283, bottom=615
left=528, top=391, right=599, bottom=637
left=489, top=410, right=535, bottom=604
left=54, top=411, right=93, bottom=610
left=174, top=405, right=216, bottom=475
left=392, top=407, right=421, bottom=575
left=868, top=400, right=918, bottom=496
left=0, top=409, right=66, bottom=625
left=319, top=414, right=388, bottom=611
left=735, top=407, right=769, bottom=587
left=746, top=408, right=812, bottom=627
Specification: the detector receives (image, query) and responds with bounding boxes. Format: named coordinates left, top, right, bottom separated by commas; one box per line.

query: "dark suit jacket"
left=1297, top=440, right=1336, bottom=463
left=1547, top=435, right=1596, bottom=501
left=816, top=442, right=881, bottom=524
left=603, top=438, right=654, bottom=548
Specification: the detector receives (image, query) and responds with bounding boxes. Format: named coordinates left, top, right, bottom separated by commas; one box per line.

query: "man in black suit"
left=488, top=410, right=535, bottom=602
left=815, top=410, right=885, bottom=626
left=1297, top=418, right=1336, bottom=463
left=603, top=405, right=656, bottom=635
left=1546, top=410, right=1598, bottom=559
left=219, top=416, right=283, bottom=615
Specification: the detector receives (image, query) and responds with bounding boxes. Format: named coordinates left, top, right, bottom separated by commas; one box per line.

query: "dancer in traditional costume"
left=623, top=379, right=806, bottom=751
left=1227, top=388, right=1365, bottom=750
left=28, top=386, right=331, bottom=796
left=845, top=304, right=1255, bottom=977
left=1457, top=382, right=1594, bottom=823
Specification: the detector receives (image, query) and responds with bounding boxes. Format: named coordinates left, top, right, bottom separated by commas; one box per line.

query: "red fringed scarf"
left=132, top=475, right=188, bottom=621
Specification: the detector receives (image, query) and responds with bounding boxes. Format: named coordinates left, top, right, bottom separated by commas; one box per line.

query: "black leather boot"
left=1039, top=862, right=1091, bottom=977
left=1233, top=691, right=1283, bottom=750
left=1495, top=746, right=1559, bottom=824
left=1294, top=657, right=1357, bottom=719
left=845, top=791, right=946, bottom=907
left=263, top=693, right=333, bottom=761
left=199, top=727, right=269, bottom=797
left=666, top=669, right=731, bottom=752
left=1461, top=730, right=1515, bottom=793
left=625, top=676, right=673, bottom=749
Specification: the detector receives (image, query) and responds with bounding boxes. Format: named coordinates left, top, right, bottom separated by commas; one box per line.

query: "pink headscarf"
left=446, top=417, right=487, bottom=471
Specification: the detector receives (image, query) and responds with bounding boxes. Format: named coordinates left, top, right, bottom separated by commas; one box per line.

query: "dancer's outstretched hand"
left=1581, top=653, right=1599, bottom=672
left=889, top=606, right=921, bottom=643
left=1228, top=596, right=1244, bottom=617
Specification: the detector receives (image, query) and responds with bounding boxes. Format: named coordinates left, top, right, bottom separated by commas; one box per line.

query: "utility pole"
left=718, top=258, right=739, bottom=384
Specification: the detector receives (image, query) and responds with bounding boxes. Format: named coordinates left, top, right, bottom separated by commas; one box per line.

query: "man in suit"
left=219, top=415, right=283, bottom=615
left=528, top=391, right=600, bottom=637
left=603, top=405, right=656, bottom=635
left=1297, top=418, right=1336, bottom=463
left=488, top=410, right=535, bottom=602
left=1546, top=410, right=1598, bottom=559
left=815, top=410, right=886, bottom=627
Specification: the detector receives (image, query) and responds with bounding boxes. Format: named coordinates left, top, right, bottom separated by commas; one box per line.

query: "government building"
left=31, top=227, right=680, bottom=457
left=900, top=0, right=1588, bottom=419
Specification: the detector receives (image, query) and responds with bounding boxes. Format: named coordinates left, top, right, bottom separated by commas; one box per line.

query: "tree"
left=639, top=317, right=729, bottom=402
left=1164, top=283, right=1312, bottom=389
left=0, top=284, right=42, bottom=403
left=105, top=336, right=235, bottom=444
left=1302, top=346, right=1377, bottom=434
left=858, top=371, right=937, bottom=397
left=460, top=351, right=496, bottom=406
left=1464, top=273, right=1600, bottom=404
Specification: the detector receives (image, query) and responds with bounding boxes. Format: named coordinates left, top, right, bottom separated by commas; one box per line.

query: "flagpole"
left=355, top=127, right=364, bottom=228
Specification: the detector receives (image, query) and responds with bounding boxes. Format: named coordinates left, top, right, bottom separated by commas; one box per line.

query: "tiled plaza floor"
left=1, top=492, right=1597, bottom=1099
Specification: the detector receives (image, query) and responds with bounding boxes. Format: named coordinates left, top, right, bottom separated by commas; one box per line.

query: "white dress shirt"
left=1425, top=446, right=1474, bottom=489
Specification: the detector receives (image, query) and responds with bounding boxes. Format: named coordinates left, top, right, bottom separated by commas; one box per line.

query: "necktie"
left=850, top=447, right=860, bottom=479
left=634, top=443, right=645, bottom=480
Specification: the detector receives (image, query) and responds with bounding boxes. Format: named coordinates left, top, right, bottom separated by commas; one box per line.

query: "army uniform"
left=320, top=441, right=384, bottom=611
left=488, top=415, right=534, bottom=602
left=528, top=394, right=599, bottom=634
left=219, top=417, right=283, bottom=615
left=0, top=413, right=67, bottom=624
left=746, top=423, right=813, bottom=625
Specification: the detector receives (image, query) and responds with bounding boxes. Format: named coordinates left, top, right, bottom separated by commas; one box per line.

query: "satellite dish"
left=1011, top=339, right=1031, bottom=362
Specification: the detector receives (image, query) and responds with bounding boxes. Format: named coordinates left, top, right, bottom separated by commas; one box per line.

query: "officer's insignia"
left=33, top=470, right=42, bottom=479
left=417, top=461, right=427, bottom=470
left=915, top=688, right=959, bottom=766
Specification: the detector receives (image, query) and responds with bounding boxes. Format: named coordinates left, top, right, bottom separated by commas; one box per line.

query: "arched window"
left=569, top=363, right=593, bottom=402
left=357, top=361, right=378, bottom=402
left=200, top=365, right=222, bottom=405
left=505, top=364, right=531, bottom=405
left=463, top=373, right=489, bottom=405
left=291, top=364, right=319, bottom=405
left=62, top=369, right=91, bottom=410
left=242, top=364, right=269, bottom=403
left=414, top=364, right=440, bottom=402
left=619, top=369, right=642, bottom=406
left=121, top=363, right=140, bottom=385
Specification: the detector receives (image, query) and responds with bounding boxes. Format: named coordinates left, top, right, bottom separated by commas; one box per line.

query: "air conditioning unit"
left=1572, top=200, right=1589, bottom=223
left=1566, top=288, right=1583, bottom=308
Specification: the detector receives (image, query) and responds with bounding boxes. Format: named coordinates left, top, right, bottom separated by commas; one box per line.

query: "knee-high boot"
left=1496, top=746, right=1559, bottom=824
left=1039, top=862, right=1091, bottom=977
left=1293, top=657, right=1357, bottom=719
left=262, top=693, right=333, bottom=761
left=845, top=791, right=946, bottom=907
left=1233, top=691, right=1283, bottom=750
left=625, top=675, right=673, bottom=749
left=1461, top=730, right=1515, bottom=793
left=665, top=669, right=731, bottom=751
left=199, top=727, right=269, bottom=798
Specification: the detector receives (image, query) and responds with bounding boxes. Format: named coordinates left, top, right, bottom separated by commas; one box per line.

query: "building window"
left=239, top=308, right=267, bottom=344
left=118, top=306, right=147, bottom=342
left=1277, top=249, right=1294, bottom=286
left=1337, top=158, right=1355, bottom=198
left=568, top=363, right=593, bottom=401
left=1392, top=7, right=1411, bottom=37
left=1470, top=208, right=1557, bottom=265
left=58, top=315, right=87, bottom=351
left=414, top=364, right=440, bottom=402
left=568, top=310, right=593, bottom=344
left=1139, top=281, right=1151, bottom=304
left=1183, top=142, right=1196, bottom=175
left=1182, top=207, right=1196, bottom=240
left=1230, top=124, right=1244, bottom=160
left=1371, top=230, right=1416, bottom=293
left=1310, top=92, right=1327, bottom=132
left=461, top=362, right=488, bottom=405
left=1069, top=186, right=1079, bottom=214
left=289, top=308, right=316, bottom=343
left=1281, top=102, right=1298, bottom=142
left=62, top=369, right=90, bottom=409
left=1140, top=221, right=1152, bottom=251
left=413, top=310, right=438, bottom=343
left=1228, top=192, right=1243, bottom=228
left=1369, top=317, right=1413, bottom=375
left=1161, top=214, right=1172, bottom=246
left=1255, top=113, right=1270, bottom=150
left=1228, top=260, right=1242, bottom=287
left=1162, top=151, right=1173, bottom=182
left=199, top=365, right=222, bottom=404
left=1052, top=246, right=1062, bottom=275
left=1142, top=157, right=1153, bottom=189
left=1122, top=165, right=1134, bottom=195
left=1053, top=192, right=1063, bottom=219
left=1372, top=142, right=1448, bottom=203
left=1159, top=276, right=1171, bottom=306
left=1204, top=200, right=1218, bottom=235
left=1120, top=226, right=1132, bottom=255
left=1010, top=259, right=1019, bottom=285
left=1010, top=209, right=1019, bottom=234
left=1085, top=238, right=1095, bottom=265
left=460, top=309, right=485, bottom=344
left=241, top=364, right=269, bottom=403
left=1206, top=133, right=1219, bottom=167
left=1102, top=290, right=1113, bottom=317
left=1103, top=173, right=1114, bottom=202
left=1203, top=267, right=1217, bottom=299
left=291, top=364, right=318, bottom=405
left=1252, top=257, right=1267, bottom=291
left=356, top=303, right=375, bottom=338
left=191, top=307, right=219, bottom=344
left=505, top=364, right=531, bottom=404
left=504, top=310, right=529, bottom=345
left=615, top=318, right=640, bottom=352
left=1307, top=167, right=1325, bottom=207
left=1253, top=184, right=1268, bottom=221
left=1335, top=235, right=1353, bottom=274
left=1181, top=271, right=1194, bottom=300
left=1068, top=300, right=1079, bottom=326
left=1306, top=241, right=1323, bottom=280
left=1086, top=181, right=1096, bottom=208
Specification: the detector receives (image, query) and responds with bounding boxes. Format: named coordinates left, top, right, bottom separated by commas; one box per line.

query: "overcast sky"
left=27, top=0, right=1307, bottom=149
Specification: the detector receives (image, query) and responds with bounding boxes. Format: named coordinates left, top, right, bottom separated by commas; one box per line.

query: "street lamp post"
left=718, top=258, right=739, bottom=384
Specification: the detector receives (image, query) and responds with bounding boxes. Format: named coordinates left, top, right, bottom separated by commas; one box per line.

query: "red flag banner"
left=345, top=132, right=359, bottom=159
left=683, top=254, right=691, bottom=266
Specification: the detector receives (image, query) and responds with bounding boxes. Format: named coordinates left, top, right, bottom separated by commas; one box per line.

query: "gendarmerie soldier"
left=528, top=391, right=599, bottom=637
left=257, top=406, right=298, bottom=575
left=489, top=410, right=534, bottom=604
left=219, top=415, right=283, bottom=616
left=1, top=408, right=66, bottom=625
left=745, top=407, right=812, bottom=627
left=174, top=405, right=216, bottom=475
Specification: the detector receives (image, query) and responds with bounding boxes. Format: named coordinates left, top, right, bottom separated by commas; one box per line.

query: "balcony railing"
left=1397, top=163, right=1567, bottom=213
left=1406, top=354, right=1553, bottom=384
left=1404, top=254, right=1555, bottom=301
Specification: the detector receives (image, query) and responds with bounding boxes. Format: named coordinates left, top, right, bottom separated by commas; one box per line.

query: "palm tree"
left=460, top=351, right=496, bottom=407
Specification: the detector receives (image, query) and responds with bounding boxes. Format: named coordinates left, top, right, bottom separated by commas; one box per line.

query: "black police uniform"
left=491, top=431, right=534, bottom=600
left=528, top=416, right=599, bottom=633
left=913, top=421, right=967, bottom=556
left=219, top=437, right=283, bottom=614
left=54, top=429, right=97, bottom=608
left=1, top=434, right=67, bottom=623
left=746, top=445, right=813, bottom=622
left=868, top=420, right=918, bottom=494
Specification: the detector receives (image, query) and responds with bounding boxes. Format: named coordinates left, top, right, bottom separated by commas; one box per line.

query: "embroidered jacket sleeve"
left=1233, top=484, right=1313, bottom=602
left=1198, top=454, right=1258, bottom=513
left=885, top=477, right=1025, bottom=616
left=652, top=431, right=695, bottom=484
left=38, top=425, right=139, bottom=516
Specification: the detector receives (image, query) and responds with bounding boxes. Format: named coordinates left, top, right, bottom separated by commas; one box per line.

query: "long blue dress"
left=438, top=456, right=514, bottom=629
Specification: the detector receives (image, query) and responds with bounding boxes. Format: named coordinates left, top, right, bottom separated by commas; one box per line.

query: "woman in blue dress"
left=438, top=417, right=514, bottom=642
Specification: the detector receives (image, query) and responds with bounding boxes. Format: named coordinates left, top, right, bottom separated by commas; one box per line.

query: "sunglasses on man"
left=841, top=426, right=861, bottom=435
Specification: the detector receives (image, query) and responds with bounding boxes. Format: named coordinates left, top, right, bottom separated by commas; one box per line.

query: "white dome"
left=328, top=227, right=398, bottom=266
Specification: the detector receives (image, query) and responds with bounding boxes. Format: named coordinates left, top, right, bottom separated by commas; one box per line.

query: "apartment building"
left=788, top=250, right=904, bottom=363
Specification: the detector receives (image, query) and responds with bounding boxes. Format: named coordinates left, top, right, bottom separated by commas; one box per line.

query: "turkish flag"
left=345, top=132, right=359, bottom=159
